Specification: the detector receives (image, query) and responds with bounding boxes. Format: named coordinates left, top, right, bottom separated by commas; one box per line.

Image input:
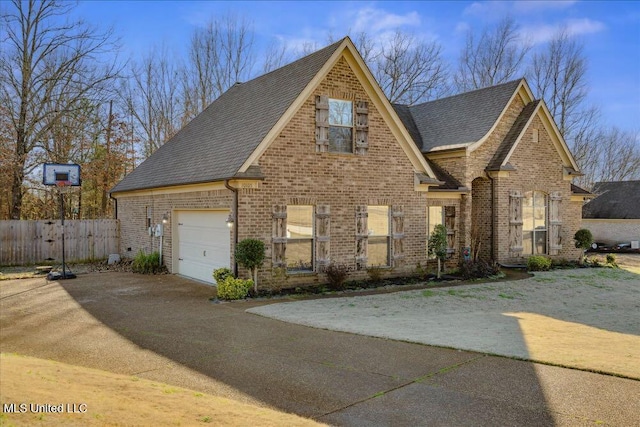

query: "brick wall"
left=430, top=93, right=582, bottom=264
left=493, top=113, right=582, bottom=262
left=238, top=57, right=435, bottom=287
left=116, top=190, right=232, bottom=271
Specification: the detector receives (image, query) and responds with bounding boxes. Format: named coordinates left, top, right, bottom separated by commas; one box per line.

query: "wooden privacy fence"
left=0, top=220, right=119, bottom=266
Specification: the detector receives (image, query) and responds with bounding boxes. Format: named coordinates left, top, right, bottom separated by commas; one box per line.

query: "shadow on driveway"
left=2, top=272, right=638, bottom=425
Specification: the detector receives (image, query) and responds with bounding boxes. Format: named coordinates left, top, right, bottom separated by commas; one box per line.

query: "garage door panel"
left=176, top=210, right=230, bottom=284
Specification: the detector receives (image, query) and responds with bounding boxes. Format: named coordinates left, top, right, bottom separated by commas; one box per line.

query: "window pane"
left=428, top=206, right=443, bottom=236
left=523, top=208, right=534, bottom=231
left=329, top=99, right=352, bottom=126
left=368, top=236, right=389, bottom=266
left=522, top=231, right=533, bottom=255
left=287, top=205, right=313, bottom=238
left=523, top=192, right=533, bottom=207
left=286, top=239, right=313, bottom=271
left=534, top=191, right=546, bottom=207
left=329, top=127, right=352, bottom=152
left=368, top=206, right=389, bottom=236
left=534, top=231, right=547, bottom=254
left=534, top=206, right=546, bottom=227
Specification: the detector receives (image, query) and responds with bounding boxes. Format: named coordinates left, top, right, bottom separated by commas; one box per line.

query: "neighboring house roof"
left=112, top=37, right=436, bottom=194
left=582, top=181, right=640, bottom=219
left=394, top=80, right=522, bottom=152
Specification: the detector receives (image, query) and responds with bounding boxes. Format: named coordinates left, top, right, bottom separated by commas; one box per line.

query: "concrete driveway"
left=1, top=272, right=639, bottom=426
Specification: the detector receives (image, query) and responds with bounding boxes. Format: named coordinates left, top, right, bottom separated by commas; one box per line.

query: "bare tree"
left=182, top=13, right=255, bottom=120
left=575, top=127, right=640, bottom=188
left=454, top=16, right=531, bottom=92
left=262, top=38, right=290, bottom=73
left=121, top=45, right=183, bottom=157
left=352, top=31, right=377, bottom=64
left=373, top=31, right=449, bottom=105
left=529, top=28, right=589, bottom=138
left=0, top=0, right=120, bottom=219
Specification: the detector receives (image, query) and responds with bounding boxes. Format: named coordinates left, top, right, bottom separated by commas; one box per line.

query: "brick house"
left=111, top=37, right=585, bottom=286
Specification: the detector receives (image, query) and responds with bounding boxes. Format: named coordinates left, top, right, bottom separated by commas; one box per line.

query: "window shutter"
left=355, top=101, right=369, bottom=155
left=549, top=192, right=562, bottom=254
left=392, top=205, right=405, bottom=265
left=315, top=95, right=329, bottom=152
left=444, top=206, right=456, bottom=254
left=315, top=205, right=330, bottom=272
left=355, top=205, right=368, bottom=269
left=509, top=191, right=523, bottom=255
left=272, top=205, right=287, bottom=267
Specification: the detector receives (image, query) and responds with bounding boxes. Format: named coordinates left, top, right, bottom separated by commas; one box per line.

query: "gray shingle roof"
left=394, top=79, right=522, bottom=152
left=111, top=39, right=344, bottom=193
left=487, top=100, right=540, bottom=171
left=582, top=181, right=640, bottom=219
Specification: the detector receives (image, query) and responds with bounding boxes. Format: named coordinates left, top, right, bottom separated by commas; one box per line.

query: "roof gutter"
left=224, top=179, right=239, bottom=277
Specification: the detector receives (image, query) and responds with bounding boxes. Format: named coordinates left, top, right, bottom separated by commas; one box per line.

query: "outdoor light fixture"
left=162, top=213, right=169, bottom=224
left=226, top=214, right=234, bottom=228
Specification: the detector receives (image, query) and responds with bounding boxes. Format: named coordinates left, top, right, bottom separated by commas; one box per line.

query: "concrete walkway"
left=1, top=272, right=639, bottom=426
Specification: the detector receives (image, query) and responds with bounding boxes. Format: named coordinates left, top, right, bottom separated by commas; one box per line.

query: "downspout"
left=224, top=180, right=239, bottom=277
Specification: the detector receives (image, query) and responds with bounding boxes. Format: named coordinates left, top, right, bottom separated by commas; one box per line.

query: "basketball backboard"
left=43, top=163, right=81, bottom=186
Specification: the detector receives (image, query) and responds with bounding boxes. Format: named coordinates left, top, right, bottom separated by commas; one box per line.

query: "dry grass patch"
left=0, top=353, right=324, bottom=427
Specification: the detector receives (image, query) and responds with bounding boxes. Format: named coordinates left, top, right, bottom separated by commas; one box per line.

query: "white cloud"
left=464, top=0, right=578, bottom=19
left=350, top=6, right=421, bottom=33
left=513, top=0, right=577, bottom=13
left=326, top=4, right=422, bottom=35
left=463, top=1, right=510, bottom=18
left=520, top=18, right=606, bottom=45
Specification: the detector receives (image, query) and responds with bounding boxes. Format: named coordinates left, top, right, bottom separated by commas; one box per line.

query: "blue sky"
left=73, top=1, right=639, bottom=133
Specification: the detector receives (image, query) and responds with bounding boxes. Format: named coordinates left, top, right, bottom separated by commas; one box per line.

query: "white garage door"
left=176, top=210, right=230, bottom=284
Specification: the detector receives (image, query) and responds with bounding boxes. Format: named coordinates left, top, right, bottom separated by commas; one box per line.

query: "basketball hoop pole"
left=56, top=182, right=76, bottom=280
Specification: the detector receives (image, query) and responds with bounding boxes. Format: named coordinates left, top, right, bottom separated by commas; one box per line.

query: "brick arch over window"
left=471, top=177, right=492, bottom=261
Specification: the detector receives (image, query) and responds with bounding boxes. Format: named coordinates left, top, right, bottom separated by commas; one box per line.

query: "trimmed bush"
left=216, top=277, right=253, bottom=300
left=459, top=260, right=501, bottom=280
left=235, top=238, right=265, bottom=292
left=213, top=267, right=232, bottom=284
left=428, top=224, right=448, bottom=279
left=573, top=229, right=594, bottom=250
left=325, top=263, right=349, bottom=290
left=132, top=250, right=163, bottom=274
left=527, top=255, right=552, bottom=271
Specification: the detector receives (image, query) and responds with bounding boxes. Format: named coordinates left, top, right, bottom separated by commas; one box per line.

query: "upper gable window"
left=328, top=99, right=353, bottom=153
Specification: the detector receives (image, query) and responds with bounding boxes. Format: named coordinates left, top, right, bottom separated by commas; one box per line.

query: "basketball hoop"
left=56, top=180, right=72, bottom=193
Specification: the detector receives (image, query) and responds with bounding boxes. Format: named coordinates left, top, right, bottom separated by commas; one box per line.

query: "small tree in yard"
left=235, top=239, right=265, bottom=293
left=428, top=224, right=448, bottom=279
left=573, top=229, right=593, bottom=264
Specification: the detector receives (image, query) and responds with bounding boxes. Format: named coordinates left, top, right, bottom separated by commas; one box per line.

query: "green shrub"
left=325, top=263, right=349, bottom=290
left=527, top=255, right=552, bottom=272
left=213, top=267, right=232, bottom=284
left=459, top=260, right=501, bottom=279
left=132, top=250, right=163, bottom=274
left=605, top=254, right=618, bottom=268
left=216, top=277, right=253, bottom=300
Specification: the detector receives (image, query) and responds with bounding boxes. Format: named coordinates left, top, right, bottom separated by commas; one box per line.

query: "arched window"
left=523, top=191, right=547, bottom=255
